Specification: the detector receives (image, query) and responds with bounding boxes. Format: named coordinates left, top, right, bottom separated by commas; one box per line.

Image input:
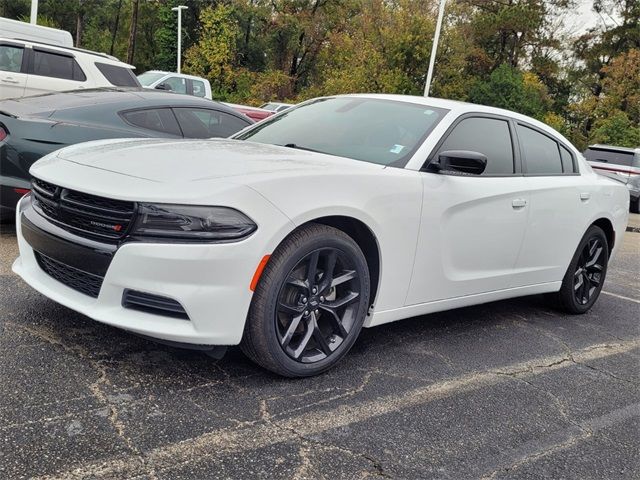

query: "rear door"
left=514, top=123, right=588, bottom=285
left=0, top=42, right=28, bottom=99
left=24, top=47, right=88, bottom=96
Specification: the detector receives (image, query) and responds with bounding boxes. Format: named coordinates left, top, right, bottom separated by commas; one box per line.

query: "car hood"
left=45, top=138, right=380, bottom=183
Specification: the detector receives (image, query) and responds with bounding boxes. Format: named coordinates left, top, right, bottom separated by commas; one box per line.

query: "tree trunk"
left=127, top=0, right=140, bottom=65
left=110, top=0, right=123, bottom=55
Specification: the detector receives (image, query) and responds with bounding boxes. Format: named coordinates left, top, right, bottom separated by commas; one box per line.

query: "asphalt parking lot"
left=1, top=216, right=638, bottom=480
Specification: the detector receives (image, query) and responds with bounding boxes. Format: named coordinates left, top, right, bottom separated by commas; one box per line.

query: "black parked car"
left=0, top=88, right=253, bottom=221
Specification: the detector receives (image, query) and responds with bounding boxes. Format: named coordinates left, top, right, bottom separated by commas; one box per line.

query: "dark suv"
left=584, top=144, right=640, bottom=213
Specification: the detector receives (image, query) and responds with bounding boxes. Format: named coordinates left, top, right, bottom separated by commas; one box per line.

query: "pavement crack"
left=260, top=399, right=391, bottom=478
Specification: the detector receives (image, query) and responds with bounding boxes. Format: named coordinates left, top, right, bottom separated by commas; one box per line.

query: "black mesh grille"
left=35, top=252, right=104, bottom=298
left=31, top=178, right=136, bottom=242
left=122, top=289, right=189, bottom=319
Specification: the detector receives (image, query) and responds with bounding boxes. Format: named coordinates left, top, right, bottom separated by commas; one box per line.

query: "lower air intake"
left=121, top=289, right=189, bottom=320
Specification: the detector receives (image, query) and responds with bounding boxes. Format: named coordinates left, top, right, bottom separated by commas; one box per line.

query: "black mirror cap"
left=155, top=83, right=171, bottom=91
left=436, top=150, right=488, bottom=175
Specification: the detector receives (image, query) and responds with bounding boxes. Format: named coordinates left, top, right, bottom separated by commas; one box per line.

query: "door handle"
left=512, top=198, right=527, bottom=209
left=1, top=78, right=19, bottom=84
left=580, top=192, right=591, bottom=201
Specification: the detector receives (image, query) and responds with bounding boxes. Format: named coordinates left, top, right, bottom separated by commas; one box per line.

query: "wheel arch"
left=591, top=217, right=615, bottom=253
left=296, top=215, right=382, bottom=307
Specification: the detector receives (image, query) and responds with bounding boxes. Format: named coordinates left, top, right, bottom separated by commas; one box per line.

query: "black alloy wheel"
left=573, top=237, right=605, bottom=305
left=557, top=225, right=608, bottom=314
left=241, top=223, right=370, bottom=377
left=276, top=247, right=361, bottom=363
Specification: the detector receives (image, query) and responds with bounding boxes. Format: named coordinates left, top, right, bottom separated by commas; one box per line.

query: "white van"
left=138, top=70, right=213, bottom=100
left=0, top=17, right=73, bottom=47
left=0, top=38, right=140, bottom=99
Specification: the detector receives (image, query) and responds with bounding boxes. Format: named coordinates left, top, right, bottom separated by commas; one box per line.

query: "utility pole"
left=172, top=5, right=188, bottom=73
left=424, top=0, right=447, bottom=97
left=30, top=0, right=38, bottom=24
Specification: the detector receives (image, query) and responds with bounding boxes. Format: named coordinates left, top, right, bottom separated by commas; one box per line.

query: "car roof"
left=0, top=36, right=131, bottom=67
left=139, top=70, right=207, bottom=81
left=587, top=144, right=640, bottom=154
left=0, top=88, right=241, bottom=118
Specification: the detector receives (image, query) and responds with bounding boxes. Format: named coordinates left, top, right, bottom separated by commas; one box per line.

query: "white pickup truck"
left=137, top=71, right=212, bottom=100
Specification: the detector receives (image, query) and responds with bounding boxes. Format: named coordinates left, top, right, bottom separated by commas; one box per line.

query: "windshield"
left=236, top=97, right=448, bottom=166
left=137, top=72, right=166, bottom=86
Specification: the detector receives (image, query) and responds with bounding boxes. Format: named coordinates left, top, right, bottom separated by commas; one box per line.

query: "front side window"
left=236, top=97, right=449, bottom=166
left=95, top=63, right=140, bottom=87
left=121, top=108, right=181, bottom=136
left=173, top=108, right=250, bottom=138
left=137, top=71, right=166, bottom=86
left=434, top=117, right=515, bottom=175
left=31, top=50, right=86, bottom=81
left=163, top=76, right=187, bottom=94
left=0, top=45, right=23, bottom=73
left=517, top=125, right=563, bottom=175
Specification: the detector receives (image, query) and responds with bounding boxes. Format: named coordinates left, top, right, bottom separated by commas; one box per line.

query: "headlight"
left=132, top=204, right=257, bottom=241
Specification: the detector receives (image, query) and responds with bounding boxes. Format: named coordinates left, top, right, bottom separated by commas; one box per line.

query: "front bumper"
left=12, top=195, right=272, bottom=346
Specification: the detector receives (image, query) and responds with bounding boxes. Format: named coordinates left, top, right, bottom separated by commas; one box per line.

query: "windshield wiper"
left=281, top=143, right=324, bottom=154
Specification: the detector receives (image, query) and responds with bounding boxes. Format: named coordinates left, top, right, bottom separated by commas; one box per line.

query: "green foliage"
left=2, top=0, right=638, bottom=148
left=468, top=64, right=549, bottom=119
left=590, top=111, right=640, bottom=148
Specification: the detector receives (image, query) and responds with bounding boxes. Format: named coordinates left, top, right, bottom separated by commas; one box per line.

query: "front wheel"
left=556, top=225, right=609, bottom=314
left=241, top=223, right=371, bottom=377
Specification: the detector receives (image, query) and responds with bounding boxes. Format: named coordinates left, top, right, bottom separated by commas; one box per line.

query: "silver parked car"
left=584, top=144, right=640, bottom=213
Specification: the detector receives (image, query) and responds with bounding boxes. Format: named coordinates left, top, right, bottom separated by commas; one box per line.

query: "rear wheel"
left=557, top=225, right=608, bottom=314
left=241, top=223, right=370, bottom=377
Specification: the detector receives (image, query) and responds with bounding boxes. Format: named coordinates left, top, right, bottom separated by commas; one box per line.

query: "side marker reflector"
left=250, top=255, right=271, bottom=291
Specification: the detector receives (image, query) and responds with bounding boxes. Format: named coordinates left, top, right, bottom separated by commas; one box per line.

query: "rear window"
left=31, top=50, right=86, bottom=81
left=584, top=148, right=634, bottom=167
left=121, top=108, right=181, bottom=136
left=95, top=62, right=140, bottom=87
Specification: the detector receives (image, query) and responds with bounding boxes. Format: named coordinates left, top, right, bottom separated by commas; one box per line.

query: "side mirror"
left=155, top=83, right=171, bottom=91
left=436, top=150, right=487, bottom=175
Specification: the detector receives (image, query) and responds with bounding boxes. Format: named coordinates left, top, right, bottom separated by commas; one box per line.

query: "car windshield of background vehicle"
left=236, top=97, right=449, bottom=166
left=137, top=71, right=167, bottom=86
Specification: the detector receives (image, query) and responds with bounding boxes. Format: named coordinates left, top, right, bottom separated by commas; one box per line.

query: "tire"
left=241, top=223, right=371, bottom=377
left=630, top=196, right=640, bottom=214
left=556, top=225, right=609, bottom=314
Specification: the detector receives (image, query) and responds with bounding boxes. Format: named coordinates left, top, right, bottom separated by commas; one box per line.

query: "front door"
left=406, top=115, right=530, bottom=305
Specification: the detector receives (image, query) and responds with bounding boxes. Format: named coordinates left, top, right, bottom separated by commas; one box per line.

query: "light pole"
left=424, top=0, right=447, bottom=97
left=172, top=5, right=188, bottom=73
left=30, top=0, right=39, bottom=24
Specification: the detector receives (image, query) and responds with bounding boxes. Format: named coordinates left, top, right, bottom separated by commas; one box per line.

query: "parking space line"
left=602, top=291, right=640, bottom=304
left=38, top=338, right=640, bottom=480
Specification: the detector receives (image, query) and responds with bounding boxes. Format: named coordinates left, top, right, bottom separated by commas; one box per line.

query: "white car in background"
left=138, top=70, right=212, bottom=100
left=13, top=94, right=629, bottom=377
left=260, top=102, right=294, bottom=113
left=0, top=38, right=139, bottom=99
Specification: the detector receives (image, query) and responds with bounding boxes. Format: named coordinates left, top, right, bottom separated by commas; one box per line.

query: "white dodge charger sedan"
left=12, top=94, right=629, bottom=376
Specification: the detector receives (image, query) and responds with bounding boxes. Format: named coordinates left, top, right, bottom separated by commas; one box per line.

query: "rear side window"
left=31, top=50, right=86, bottom=81
left=583, top=148, right=634, bottom=167
left=560, top=145, right=576, bottom=173
left=0, top=45, right=24, bottom=73
left=191, top=79, right=206, bottom=97
left=121, top=108, right=181, bottom=136
left=173, top=108, right=250, bottom=138
left=95, top=63, right=140, bottom=87
left=436, top=117, right=515, bottom=175
left=517, top=125, right=563, bottom=175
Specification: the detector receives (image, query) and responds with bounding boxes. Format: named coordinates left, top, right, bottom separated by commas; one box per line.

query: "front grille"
left=35, top=252, right=104, bottom=298
left=122, top=289, right=189, bottom=319
left=31, top=178, right=136, bottom=242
